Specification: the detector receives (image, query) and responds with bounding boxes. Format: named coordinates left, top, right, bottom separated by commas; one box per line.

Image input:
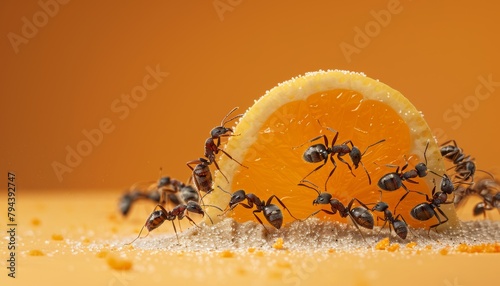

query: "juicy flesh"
left=228, top=89, right=437, bottom=228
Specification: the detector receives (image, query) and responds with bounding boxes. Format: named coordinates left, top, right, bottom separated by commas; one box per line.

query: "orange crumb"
left=439, top=247, right=450, bottom=255
left=272, top=237, right=285, bottom=250
left=106, top=255, right=133, bottom=271
left=406, top=242, right=417, bottom=249
left=220, top=250, right=235, bottom=258
left=28, top=249, right=45, bottom=256
left=456, top=243, right=500, bottom=253
left=328, top=248, right=336, bottom=253
left=31, top=218, right=41, bottom=226
left=425, top=245, right=433, bottom=250
left=51, top=234, right=64, bottom=241
left=81, top=237, right=91, bottom=244
left=375, top=237, right=390, bottom=250
left=96, top=250, right=109, bottom=258
left=387, top=243, right=400, bottom=252
left=247, top=247, right=255, bottom=253
left=255, top=250, right=265, bottom=257
left=111, top=226, right=119, bottom=234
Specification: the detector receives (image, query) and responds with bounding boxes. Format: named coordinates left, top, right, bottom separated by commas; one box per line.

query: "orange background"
left=1, top=0, right=499, bottom=191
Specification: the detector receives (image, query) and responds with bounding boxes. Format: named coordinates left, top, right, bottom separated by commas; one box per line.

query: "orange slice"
left=205, top=70, right=459, bottom=229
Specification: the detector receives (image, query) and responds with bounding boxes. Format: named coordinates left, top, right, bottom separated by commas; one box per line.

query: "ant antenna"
left=217, top=185, right=232, bottom=196
left=361, top=139, right=386, bottom=156
left=297, top=180, right=321, bottom=196
left=423, top=140, right=429, bottom=165
left=221, top=107, right=243, bottom=127
left=477, top=169, right=495, bottom=179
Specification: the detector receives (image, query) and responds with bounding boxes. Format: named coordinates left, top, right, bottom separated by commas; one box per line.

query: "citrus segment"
left=206, top=70, right=458, bottom=229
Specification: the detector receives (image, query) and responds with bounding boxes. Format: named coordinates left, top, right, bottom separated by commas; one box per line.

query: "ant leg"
left=440, top=139, right=458, bottom=147
left=301, top=160, right=329, bottom=183
left=337, top=154, right=355, bottom=177
left=292, top=134, right=329, bottom=150
left=428, top=208, right=449, bottom=234
left=376, top=217, right=388, bottom=236
left=347, top=213, right=368, bottom=243
left=211, top=159, right=229, bottom=183
left=170, top=220, right=180, bottom=243
left=186, top=159, right=203, bottom=171
left=184, top=214, right=200, bottom=228
left=267, top=195, right=301, bottom=221
left=306, top=209, right=336, bottom=220
left=358, top=160, right=372, bottom=185
left=218, top=149, right=249, bottom=169
left=348, top=198, right=371, bottom=211
left=324, top=158, right=338, bottom=192
left=252, top=210, right=270, bottom=234
left=393, top=184, right=428, bottom=214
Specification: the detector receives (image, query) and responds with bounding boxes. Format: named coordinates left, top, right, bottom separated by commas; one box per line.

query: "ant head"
left=264, top=205, right=283, bottom=229
left=415, top=163, right=428, bottom=177
left=210, top=126, right=232, bottom=139
left=313, top=193, right=332, bottom=205
left=371, top=201, right=388, bottom=212
left=186, top=201, right=204, bottom=216
left=349, top=147, right=362, bottom=168
left=229, top=190, right=246, bottom=207
left=157, top=176, right=171, bottom=188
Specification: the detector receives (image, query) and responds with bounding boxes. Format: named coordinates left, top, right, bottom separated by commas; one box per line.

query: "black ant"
left=127, top=202, right=204, bottom=244
left=454, top=177, right=500, bottom=218
left=440, top=140, right=494, bottom=183
left=118, top=189, right=161, bottom=216
left=119, top=169, right=186, bottom=216
left=219, top=188, right=299, bottom=231
left=298, top=181, right=374, bottom=240
left=371, top=201, right=408, bottom=239
left=187, top=158, right=214, bottom=195
left=377, top=141, right=430, bottom=212
left=473, top=192, right=500, bottom=217
left=294, top=126, right=384, bottom=191
left=204, top=107, right=248, bottom=182
left=128, top=200, right=223, bottom=244
left=409, top=180, right=452, bottom=233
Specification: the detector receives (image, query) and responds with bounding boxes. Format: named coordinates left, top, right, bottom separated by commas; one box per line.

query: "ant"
left=298, top=181, right=374, bottom=240
left=377, top=141, right=431, bottom=212
left=440, top=140, right=494, bottom=183
left=187, top=158, right=214, bottom=196
left=118, top=189, right=161, bottom=216
left=409, top=179, right=452, bottom=233
left=454, top=177, right=500, bottom=218
left=204, top=107, right=248, bottom=182
left=119, top=169, right=186, bottom=216
left=127, top=202, right=204, bottom=244
left=294, top=125, right=385, bottom=191
left=371, top=201, right=408, bottom=239
left=219, top=188, right=299, bottom=231
left=128, top=200, right=223, bottom=244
